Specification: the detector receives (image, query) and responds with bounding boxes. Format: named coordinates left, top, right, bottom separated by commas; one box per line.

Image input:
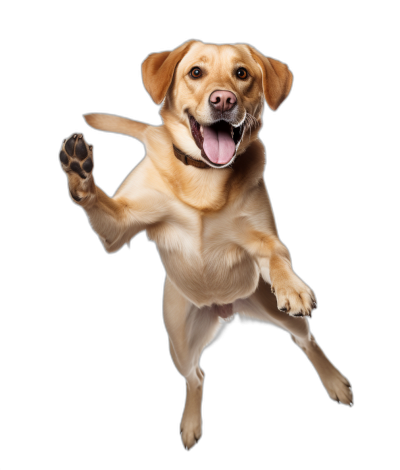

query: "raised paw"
left=271, top=274, right=316, bottom=317
left=59, top=134, right=95, bottom=205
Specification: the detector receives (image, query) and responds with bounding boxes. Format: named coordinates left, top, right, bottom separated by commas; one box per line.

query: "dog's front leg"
left=247, top=234, right=317, bottom=317
left=238, top=183, right=316, bottom=317
left=267, top=239, right=316, bottom=317
left=59, top=133, right=163, bottom=252
left=262, top=237, right=317, bottom=317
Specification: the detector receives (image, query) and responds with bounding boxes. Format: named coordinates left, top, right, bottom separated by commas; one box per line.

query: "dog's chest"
left=147, top=207, right=260, bottom=305
left=148, top=207, right=241, bottom=259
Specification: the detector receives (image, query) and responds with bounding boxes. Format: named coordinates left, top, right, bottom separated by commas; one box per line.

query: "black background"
left=2, top=9, right=381, bottom=468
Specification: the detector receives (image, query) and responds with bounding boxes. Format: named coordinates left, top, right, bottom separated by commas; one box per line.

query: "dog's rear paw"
left=323, top=370, right=353, bottom=406
left=59, top=134, right=95, bottom=205
left=180, top=426, right=202, bottom=451
left=180, top=415, right=202, bottom=450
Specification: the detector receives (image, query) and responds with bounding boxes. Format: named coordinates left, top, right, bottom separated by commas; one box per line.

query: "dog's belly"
left=158, top=243, right=260, bottom=307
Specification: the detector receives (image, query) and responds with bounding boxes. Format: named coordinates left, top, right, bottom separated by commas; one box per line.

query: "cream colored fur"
left=60, top=40, right=352, bottom=450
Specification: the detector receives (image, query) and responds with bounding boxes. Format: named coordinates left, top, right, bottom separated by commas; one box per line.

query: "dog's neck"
left=144, top=126, right=235, bottom=211
left=145, top=121, right=265, bottom=212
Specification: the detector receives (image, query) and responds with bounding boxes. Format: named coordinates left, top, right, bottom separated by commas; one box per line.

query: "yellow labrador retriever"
left=59, top=40, right=352, bottom=450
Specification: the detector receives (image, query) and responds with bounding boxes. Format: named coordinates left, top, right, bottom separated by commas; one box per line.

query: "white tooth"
left=200, top=125, right=203, bottom=136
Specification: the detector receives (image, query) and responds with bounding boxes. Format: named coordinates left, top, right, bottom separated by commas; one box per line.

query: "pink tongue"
left=202, top=125, right=236, bottom=164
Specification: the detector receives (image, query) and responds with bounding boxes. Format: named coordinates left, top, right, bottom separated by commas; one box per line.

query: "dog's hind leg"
left=163, top=277, right=221, bottom=450
left=238, top=277, right=353, bottom=405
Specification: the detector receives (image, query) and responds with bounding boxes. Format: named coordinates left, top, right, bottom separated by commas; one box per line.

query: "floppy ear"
left=142, top=41, right=196, bottom=104
left=248, top=46, right=293, bottom=111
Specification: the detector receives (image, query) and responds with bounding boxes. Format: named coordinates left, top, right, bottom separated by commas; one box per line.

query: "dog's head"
left=142, top=40, right=292, bottom=169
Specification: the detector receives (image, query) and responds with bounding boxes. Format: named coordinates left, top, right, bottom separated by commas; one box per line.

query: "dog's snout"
left=209, top=90, right=237, bottom=112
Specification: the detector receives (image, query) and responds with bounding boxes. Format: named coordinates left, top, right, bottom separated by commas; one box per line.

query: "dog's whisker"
left=242, top=112, right=259, bottom=139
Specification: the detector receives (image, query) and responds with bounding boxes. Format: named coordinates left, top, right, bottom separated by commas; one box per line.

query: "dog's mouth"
left=189, top=115, right=244, bottom=167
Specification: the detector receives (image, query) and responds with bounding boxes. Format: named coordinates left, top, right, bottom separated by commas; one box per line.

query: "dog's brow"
left=185, top=60, right=208, bottom=73
left=231, top=56, right=249, bottom=66
left=185, top=57, right=209, bottom=68
left=231, top=58, right=256, bottom=74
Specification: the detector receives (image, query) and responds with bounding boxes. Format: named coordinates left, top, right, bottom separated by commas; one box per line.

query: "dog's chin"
left=189, top=115, right=245, bottom=169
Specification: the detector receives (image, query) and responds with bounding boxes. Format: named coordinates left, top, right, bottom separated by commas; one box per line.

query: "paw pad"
left=59, top=133, right=94, bottom=180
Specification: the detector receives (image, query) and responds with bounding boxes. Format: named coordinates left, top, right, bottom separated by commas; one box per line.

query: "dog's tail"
left=84, top=113, right=149, bottom=144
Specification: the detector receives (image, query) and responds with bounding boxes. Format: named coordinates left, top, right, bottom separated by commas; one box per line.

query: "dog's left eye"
left=190, top=67, right=203, bottom=79
left=236, top=68, right=248, bottom=80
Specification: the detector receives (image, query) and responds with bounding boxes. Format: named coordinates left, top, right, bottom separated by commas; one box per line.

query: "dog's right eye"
left=189, top=67, right=203, bottom=79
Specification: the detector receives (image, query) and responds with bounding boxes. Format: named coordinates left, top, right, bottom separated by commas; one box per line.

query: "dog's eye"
left=236, top=68, right=248, bottom=80
left=190, top=67, right=203, bottom=79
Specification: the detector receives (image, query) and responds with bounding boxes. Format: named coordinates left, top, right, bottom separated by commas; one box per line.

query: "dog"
left=59, top=40, right=353, bottom=450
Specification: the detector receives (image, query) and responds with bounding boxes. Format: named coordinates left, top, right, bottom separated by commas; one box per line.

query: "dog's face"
left=142, top=41, right=293, bottom=168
